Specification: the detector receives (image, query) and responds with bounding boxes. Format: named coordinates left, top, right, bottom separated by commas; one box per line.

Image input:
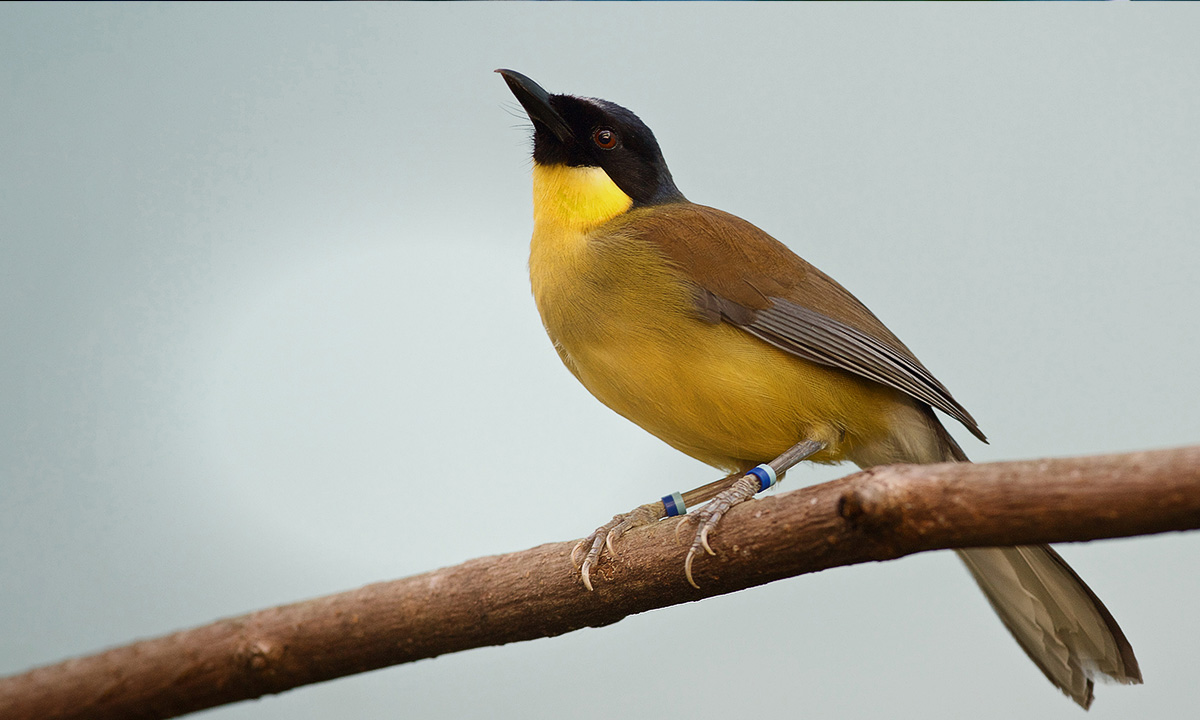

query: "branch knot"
left=837, top=470, right=903, bottom=534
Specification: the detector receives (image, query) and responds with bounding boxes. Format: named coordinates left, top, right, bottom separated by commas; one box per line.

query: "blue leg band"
left=746, top=464, right=778, bottom=492
left=662, top=491, right=687, bottom=517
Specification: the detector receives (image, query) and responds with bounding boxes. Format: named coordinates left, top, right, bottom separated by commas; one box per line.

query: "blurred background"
left=3, top=5, right=1198, bottom=719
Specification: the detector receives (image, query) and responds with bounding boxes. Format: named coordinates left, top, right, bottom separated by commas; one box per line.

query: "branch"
left=4, top=445, right=1200, bottom=720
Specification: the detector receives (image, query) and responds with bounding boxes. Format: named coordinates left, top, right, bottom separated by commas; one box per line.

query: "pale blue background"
left=3, top=5, right=1198, bottom=719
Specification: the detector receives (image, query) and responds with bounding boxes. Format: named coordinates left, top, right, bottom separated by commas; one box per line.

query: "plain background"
left=3, top=5, right=1198, bottom=719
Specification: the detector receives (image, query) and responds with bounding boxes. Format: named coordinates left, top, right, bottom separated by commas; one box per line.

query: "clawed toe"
left=570, top=446, right=823, bottom=591
left=574, top=475, right=758, bottom=590
left=679, top=474, right=761, bottom=588
left=574, top=530, right=609, bottom=591
left=573, top=501, right=667, bottom=590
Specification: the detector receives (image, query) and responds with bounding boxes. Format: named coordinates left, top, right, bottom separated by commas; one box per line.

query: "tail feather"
left=956, top=545, right=1142, bottom=708
left=859, top=405, right=1140, bottom=707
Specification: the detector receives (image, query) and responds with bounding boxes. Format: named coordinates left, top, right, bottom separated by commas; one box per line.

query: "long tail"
left=863, top=409, right=1142, bottom=708
left=955, top=545, right=1141, bottom=708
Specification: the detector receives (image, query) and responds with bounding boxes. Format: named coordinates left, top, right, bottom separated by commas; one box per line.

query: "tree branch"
left=4, top=445, right=1200, bottom=720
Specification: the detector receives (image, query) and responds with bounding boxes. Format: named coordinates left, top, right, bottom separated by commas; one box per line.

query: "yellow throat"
left=531, top=164, right=632, bottom=235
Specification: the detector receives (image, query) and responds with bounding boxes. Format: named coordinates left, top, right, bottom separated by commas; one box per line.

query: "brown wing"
left=623, top=202, right=986, bottom=442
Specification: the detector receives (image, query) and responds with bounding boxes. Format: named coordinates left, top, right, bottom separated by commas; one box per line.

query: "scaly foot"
left=681, top=474, right=761, bottom=589
left=571, top=440, right=824, bottom=591
left=571, top=501, right=666, bottom=591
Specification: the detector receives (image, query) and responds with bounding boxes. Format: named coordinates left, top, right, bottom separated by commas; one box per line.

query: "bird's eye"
left=592, top=128, right=617, bottom=149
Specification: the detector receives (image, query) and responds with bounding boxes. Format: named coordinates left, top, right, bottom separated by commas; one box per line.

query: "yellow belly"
left=530, top=203, right=905, bottom=473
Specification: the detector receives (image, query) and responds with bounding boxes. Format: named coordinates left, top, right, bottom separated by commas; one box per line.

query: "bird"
left=497, top=68, right=1141, bottom=708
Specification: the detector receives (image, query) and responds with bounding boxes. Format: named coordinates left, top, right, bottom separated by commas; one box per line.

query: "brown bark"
left=3, top=445, right=1199, bottom=720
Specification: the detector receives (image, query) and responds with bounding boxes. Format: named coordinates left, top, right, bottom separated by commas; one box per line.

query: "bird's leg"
left=683, top=439, right=827, bottom=588
left=572, top=472, right=747, bottom=591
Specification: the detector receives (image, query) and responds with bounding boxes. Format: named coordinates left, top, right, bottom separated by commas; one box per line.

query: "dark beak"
left=496, top=69, right=574, bottom=143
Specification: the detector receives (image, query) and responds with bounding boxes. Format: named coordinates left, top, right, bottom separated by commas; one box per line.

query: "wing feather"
left=621, top=202, right=986, bottom=442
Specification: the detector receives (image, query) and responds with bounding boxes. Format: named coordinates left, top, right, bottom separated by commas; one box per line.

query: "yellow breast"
left=527, top=164, right=906, bottom=472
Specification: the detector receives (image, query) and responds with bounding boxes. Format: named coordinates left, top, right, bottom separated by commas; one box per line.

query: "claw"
left=572, top=501, right=668, bottom=590
left=679, top=475, right=760, bottom=588
left=580, top=557, right=595, bottom=592
left=684, top=547, right=700, bottom=589
left=700, top=524, right=715, bottom=556
left=604, top=528, right=618, bottom=557
left=576, top=531, right=606, bottom=591
left=685, top=517, right=714, bottom=588
left=673, top=515, right=692, bottom=545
